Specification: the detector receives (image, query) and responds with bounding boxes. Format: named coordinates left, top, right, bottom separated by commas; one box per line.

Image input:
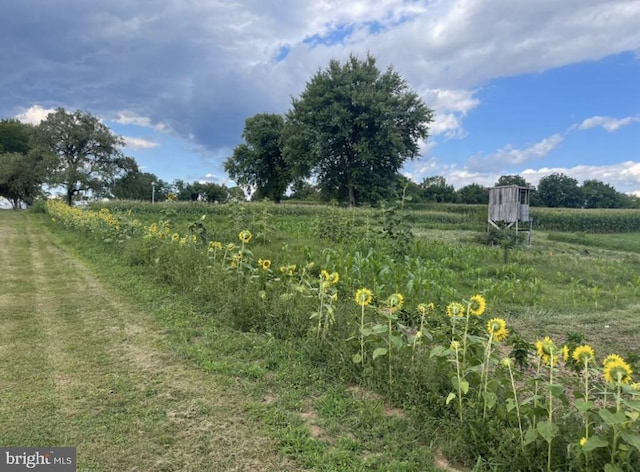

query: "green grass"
left=31, top=201, right=640, bottom=470
left=1, top=211, right=446, bottom=472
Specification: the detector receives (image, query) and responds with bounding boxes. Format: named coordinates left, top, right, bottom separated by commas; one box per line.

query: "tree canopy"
left=420, top=176, right=457, bottom=203
left=224, top=114, right=290, bottom=203
left=283, top=53, right=433, bottom=206
left=536, top=173, right=583, bottom=208
left=0, top=119, right=44, bottom=208
left=35, top=108, right=136, bottom=205
left=110, top=170, right=170, bottom=201
left=495, top=175, right=530, bottom=188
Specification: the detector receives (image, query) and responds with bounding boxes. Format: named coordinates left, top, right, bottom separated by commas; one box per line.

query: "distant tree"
left=283, top=53, right=433, bottom=207
left=581, top=179, right=623, bottom=208
left=394, top=175, right=423, bottom=205
left=420, top=176, right=457, bottom=203
left=457, top=183, right=488, bottom=204
left=225, top=114, right=290, bottom=203
left=0, top=152, right=45, bottom=208
left=198, top=182, right=230, bottom=203
left=111, top=171, right=169, bottom=201
left=0, top=119, right=34, bottom=154
left=495, top=175, right=529, bottom=187
left=35, top=108, right=137, bottom=205
left=537, top=173, right=583, bottom=208
left=0, top=119, right=44, bottom=208
left=170, top=180, right=230, bottom=203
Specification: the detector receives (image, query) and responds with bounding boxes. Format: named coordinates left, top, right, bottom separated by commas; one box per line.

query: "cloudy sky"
left=2, top=0, right=640, bottom=195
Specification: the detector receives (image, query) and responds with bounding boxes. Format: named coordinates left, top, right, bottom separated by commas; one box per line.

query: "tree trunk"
left=348, top=185, right=356, bottom=208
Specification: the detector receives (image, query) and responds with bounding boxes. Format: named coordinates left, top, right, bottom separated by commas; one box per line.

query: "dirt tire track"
left=1, top=213, right=301, bottom=471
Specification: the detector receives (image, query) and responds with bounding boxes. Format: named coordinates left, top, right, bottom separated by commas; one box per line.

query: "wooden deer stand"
left=487, top=185, right=532, bottom=244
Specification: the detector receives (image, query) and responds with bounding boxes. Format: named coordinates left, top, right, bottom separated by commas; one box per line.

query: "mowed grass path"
left=0, top=212, right=302, bottom=472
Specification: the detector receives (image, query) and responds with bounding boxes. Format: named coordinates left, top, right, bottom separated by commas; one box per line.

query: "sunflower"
left=238, top=230, right=252, bottom=243
left=603, top=353, right=624, bottom=367
left=446, top=302, right=465, bottom=318
left=417, top=302, right=435, bottom=317
left=535, top=336, right=558, bottom=366
left=604, top=357, right=633, bottom=384
left=572, top=345, right=595, bottom=365
left=487, top=318, right=508, bottom=342
left=330, top=272, right=339, bottom=285
left=355, top=288, right=373, bottom=307
left=561, top=345, right=570, bottom=362
left=386, top=293, right=404, bottom=312
left=321, top=269, right=330, bottom=281
left=580, top=437, right=587, bottom=447
left=171, top=233, right=180, bottom=242
left=469, top=294, right=486, bottom=316
left=261, top=259, right=271, bottom=270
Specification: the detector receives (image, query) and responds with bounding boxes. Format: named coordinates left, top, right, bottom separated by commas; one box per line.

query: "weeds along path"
left=0, top=212, right=301, bottom=472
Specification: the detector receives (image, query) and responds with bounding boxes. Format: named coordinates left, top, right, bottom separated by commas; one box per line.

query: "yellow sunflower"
left=572, top=345, right=595, bottom=365
left=261, top=259, right=271, bottom=270
left=446, top=302, right=465, bottom=318
left=535, top=336, right=558, bottom=366
left=355, top=288, right=373, bottom=307
left=330, top=272, right=339, bottom=285
left=603, top=357, right=633, bottom=385
left=561, top=345, right=570, bottom=362
left=321, top=269, right=330, bottom=281
left=487, top=318, right=508, bottom=342
left=386, top=293, right=404, bottom=312
left=238, top=230, right=252, bottom=243
left=603, top=353, right=624, bottom=367
left=417, top=302, right=435, bottom=317
left=469, top=294, right=486, bottom=316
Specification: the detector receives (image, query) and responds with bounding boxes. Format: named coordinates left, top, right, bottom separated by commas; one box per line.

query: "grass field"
left=3, top=202, right=640, bottom=471
left=0, top=211, right=448, bottom=471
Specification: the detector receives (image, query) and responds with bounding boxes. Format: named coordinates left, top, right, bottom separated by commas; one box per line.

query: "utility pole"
left=151, top=181, right=156, bottom=204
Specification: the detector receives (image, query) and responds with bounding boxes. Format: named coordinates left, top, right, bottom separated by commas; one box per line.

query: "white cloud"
left=123, top=136, right=159, bottom=149
left=422, top=88, right=480, bottom=138
left=113, top=111, right=168, bottom=132
left=15, top=105, right=55, bottom=124
left=467, top=134, right=564, bottom=172
left=520, top=161, right=640, bottom=194
left=578, top=115, right=640, bottom=132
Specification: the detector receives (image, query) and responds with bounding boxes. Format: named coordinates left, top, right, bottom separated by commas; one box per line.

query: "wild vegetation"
left=40, top=198, right=640, bottom=471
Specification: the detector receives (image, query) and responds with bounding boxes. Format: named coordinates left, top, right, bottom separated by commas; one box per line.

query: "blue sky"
left=2, top=0, right=640, bottom=196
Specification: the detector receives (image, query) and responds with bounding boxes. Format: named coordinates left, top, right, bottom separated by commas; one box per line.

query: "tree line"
left=2, top=54, right=638, bottom=209
left=0, top=111, right=243, bottom=208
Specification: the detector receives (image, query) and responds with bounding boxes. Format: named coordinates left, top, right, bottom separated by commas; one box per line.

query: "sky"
left=2, top=0, right=640, bottom=197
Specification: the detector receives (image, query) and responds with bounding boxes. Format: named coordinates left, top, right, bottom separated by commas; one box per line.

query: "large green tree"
left=110, top=170, right=169, bottom=201
left=0, top=119, right=44, bottom=208
left=225, top=114, right=290, bottom=203
left=0, top=152, right=45, bottom=208
left=0, top=118, right=34, bottom=154
left=537, top=173, right=583, bottom=208
left=495, top=175, right=530, bottom=187
left=35, top=108, right=137, bottom=205
left=457, top=183, right=488, bottom=204
left=581, top=179, right=623, bottom=208
left=284, top=54, right=433, bottom=207
left=420, top=176, right=457, bottom=203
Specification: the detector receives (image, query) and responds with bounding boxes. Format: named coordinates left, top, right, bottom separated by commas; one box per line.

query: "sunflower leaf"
left=620, top=431, right=640, bottom=452
left=536, top=421, right=559, bottom=442
left=372, top=347, right=388, bottom=360
left=599, top=409, right=626, bottom=426
left=582, top=435, right=609, bottom=452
